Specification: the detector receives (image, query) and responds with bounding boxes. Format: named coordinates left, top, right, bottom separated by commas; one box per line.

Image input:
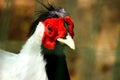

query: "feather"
left=0, top=22, right=48, bottom=80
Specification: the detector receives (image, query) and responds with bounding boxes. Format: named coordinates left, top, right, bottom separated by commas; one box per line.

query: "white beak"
left=57, top=34, right=75, bottom=50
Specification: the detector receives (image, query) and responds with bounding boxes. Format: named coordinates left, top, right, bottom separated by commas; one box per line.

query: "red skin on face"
left=42, top=16, right=74, bottom=50
left=64, top=16, right=74, bottom=38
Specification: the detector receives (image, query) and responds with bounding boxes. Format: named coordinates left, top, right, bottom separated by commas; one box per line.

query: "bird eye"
left=48, top=25, right=52, bottom=31
left=47, top=24, right=53, bottom=34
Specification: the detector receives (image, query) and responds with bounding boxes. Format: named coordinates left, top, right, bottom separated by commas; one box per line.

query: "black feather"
left=36, top=0, right=51, bottom=11
left=28, top=0, right=68, bottom=36
left=41, top=43, right=70, bottom=80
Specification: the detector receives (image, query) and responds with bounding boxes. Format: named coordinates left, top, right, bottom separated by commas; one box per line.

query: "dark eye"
left=48, top=25, right=52, bottom=31
left=47, top=25, right=53, bottom=34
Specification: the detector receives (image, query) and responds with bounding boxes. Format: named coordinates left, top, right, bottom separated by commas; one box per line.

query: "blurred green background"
left=0, top=0, right=120, bottom=80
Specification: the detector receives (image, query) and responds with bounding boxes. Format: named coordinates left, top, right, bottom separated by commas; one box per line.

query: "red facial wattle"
left=64, top=16, right=74, bottom=38
left=42, top=17, right=74, bottom=50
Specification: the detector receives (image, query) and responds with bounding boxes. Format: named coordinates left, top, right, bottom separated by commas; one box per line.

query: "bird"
left=0, top=1, right=75, bottom=80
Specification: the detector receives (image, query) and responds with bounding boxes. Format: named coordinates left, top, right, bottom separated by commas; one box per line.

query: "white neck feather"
left=20, top=22, right=45, bottom=55
left=20, top=33, right=41, bottom=55
left=0, top=22, right=47, bottom=80
left=14, top=22, right=48, bottom=80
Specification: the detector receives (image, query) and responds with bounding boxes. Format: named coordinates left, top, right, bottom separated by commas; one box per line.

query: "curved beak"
left=57, top=34, right=75, bottom=50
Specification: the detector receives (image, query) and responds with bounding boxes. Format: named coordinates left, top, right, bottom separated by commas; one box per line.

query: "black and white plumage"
left=0, top=2, right=75, bottom=80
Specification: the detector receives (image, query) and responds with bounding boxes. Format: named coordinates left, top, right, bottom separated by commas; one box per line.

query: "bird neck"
left=19, top=33, right=42, bottom=56
left=15, top=34, right=47, bottom=80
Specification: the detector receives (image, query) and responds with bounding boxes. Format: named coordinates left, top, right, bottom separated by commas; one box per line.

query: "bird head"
left=29, top=3, right=75, bottom=50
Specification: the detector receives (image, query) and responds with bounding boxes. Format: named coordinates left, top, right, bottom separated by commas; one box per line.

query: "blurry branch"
left=0, top=0, right=13, bottom=40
